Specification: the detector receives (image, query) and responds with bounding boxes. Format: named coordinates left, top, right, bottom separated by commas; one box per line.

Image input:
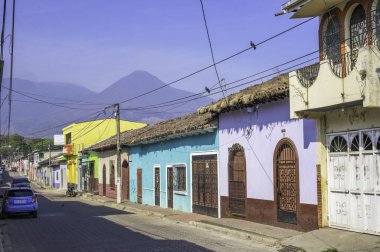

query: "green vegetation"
left=0, top=134, right=54, bottom=160
left=321, top=248, right=338, bottom=252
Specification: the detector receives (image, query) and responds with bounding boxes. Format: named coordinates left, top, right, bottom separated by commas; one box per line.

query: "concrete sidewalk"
left=34, top=184, right=380, bottom=252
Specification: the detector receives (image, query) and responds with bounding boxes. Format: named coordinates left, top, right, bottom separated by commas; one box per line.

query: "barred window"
left=110, top=161, right=115, bottom=190
left=174, top=166, right=186, bottom=192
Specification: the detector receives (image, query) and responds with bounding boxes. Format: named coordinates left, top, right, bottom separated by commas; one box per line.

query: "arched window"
left=350, top=5, right=366, bottom=66
left=330, top=136, right=348, bottom=152
left=377, top=135, right=380, bottom=150
left=350, top=134, right=359, bottom=152
left=110, top=164, right=115, bottom=190
left=373, top=0, right=380, bottom=51
left=363, top=133, right=373, bottom=151
left=324, top=16, right=341, bottom=62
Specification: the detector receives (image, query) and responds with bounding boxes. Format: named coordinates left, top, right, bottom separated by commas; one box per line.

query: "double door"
left=328, top=131, right=380, bottom=234
left=192, top=155, right=218, bottom=217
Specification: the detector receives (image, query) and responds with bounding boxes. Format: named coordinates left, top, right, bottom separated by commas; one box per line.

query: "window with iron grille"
left=110, top=161, right=115, bottom=190
left=174, top=166, right=186, bottom=192
left=65, top=133, right=71, bottom=144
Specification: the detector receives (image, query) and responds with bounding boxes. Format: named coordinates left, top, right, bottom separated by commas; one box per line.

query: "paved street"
left=0, top=172, right=274, bottom=252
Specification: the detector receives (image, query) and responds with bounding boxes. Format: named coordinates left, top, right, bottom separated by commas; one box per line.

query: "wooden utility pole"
left=49, top=143, right=51, bottom=187
left=115, top=103, right=122, bottom=203
left=0, top=0, right=7, bottom=165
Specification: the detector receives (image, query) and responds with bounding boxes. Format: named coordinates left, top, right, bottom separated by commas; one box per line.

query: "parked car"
left=11, top=177, right=30, bottom=188
left=1, top=187, right=38, bottom=218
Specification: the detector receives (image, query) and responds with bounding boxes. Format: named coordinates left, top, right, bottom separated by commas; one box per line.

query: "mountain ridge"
left=1, top=71, right=213, bottom=138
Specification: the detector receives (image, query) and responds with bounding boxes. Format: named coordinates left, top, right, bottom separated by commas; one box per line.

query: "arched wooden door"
left=274, top=139, right=299, bottom=224
left=122, top=160, right=129, bottom=200
left=102, top=165, right=107, bottom=196
left=228, top=144, right=247, bottom=217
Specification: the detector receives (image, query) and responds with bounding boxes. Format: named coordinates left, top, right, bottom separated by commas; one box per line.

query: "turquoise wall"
left=129, top=130, right=218, bottom=213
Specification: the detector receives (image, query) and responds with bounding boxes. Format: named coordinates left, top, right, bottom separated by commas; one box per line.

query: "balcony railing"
left=328, top=50, right=354, bottom=78
left=63, top=144, right=72, bottom=156
left=296, top=63, right=320, bottom=88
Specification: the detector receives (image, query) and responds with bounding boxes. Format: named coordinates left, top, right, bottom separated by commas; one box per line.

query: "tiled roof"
left=84, top=112, right=217, bottom=151
left=198, top=74, right=289, bottom=114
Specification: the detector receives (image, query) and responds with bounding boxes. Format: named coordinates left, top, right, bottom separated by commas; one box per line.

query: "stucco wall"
left=129, top=131, right=219, bottom=213
left=97, top=149, right=129, bottom=185
left=219, top=99, right=318, bottom=205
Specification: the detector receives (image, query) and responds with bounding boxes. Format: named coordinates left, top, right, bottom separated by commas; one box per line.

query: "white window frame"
left=173, top=164, right=187, bottom=195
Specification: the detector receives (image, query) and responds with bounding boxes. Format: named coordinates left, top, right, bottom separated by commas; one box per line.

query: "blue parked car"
left=1, top=187, right=38, bottom=218
left=11, top=177, right=30, bottom=188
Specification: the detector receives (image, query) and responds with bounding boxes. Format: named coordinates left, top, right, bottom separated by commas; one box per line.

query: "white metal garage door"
left=328, top=130, right=380, bottom=235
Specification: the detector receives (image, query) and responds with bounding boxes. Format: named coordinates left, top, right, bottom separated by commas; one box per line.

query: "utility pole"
left=7, top=0, right=15, bottom=144
left=115, top=103, right=122, bottom=204
left=0, top=0, right=7, bottom=165
left=48, top=143, right=51, bottom=187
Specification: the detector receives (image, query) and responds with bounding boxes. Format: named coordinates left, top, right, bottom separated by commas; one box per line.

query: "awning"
left=282, top=0, right=345, bottom=18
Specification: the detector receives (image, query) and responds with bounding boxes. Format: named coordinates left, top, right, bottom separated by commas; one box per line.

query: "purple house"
left=199, top=74, right=319, bottom=231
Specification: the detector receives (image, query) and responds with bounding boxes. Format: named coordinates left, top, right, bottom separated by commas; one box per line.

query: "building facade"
left=282, top=0, right=380, bottom=234
left=85, top=112, right=219, bottom=216
left=199, top=75, right=318, bottom=231
left=62, top=118, right=146, bottom=190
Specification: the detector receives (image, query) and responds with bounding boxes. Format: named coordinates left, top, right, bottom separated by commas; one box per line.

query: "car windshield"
left=7, top=190, right=33, bottom=197
left=12, top=178, right=29, bottom=183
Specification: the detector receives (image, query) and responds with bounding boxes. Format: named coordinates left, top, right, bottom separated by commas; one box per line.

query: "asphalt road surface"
left=0, top=171, right=275, bottom=252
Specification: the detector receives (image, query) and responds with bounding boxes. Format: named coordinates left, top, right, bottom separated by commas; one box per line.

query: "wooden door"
left=275, top=140, right=298, bottom=224
left=137, top=169, right=142, bottom=204
left=167, top=167, right=173, bottom=208
left=228, top=144, right=246, bottom=217
left=88, top=161, right=93, bottom=193
left=192, top=154, right=218, bottom=217
left=122, top=160, right=129, bottom=200
left=102, top=165, right=106, bottom=196
left=154, top=168, right=160, bottom=206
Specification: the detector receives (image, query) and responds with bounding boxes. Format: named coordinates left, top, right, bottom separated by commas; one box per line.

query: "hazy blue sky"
left=3, top=0, right=318, bottom=98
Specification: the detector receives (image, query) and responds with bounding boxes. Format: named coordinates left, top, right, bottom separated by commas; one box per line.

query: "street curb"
left=78, top=195, right=282, bottom=248
left=188, top=221, right=282, bottom=248
left=80, top=196, right=167, bottom=218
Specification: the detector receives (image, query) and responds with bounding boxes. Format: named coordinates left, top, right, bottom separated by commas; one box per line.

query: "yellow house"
left=62, top=119, right=146, bottom=188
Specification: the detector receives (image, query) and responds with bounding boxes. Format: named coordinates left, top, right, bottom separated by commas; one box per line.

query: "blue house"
left=126, top=112, right=219, bottom=216
left=84, top=112, right=220, bottom=217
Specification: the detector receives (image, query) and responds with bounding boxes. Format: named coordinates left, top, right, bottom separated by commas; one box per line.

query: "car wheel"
left=31, top=211, right=37, bottom=218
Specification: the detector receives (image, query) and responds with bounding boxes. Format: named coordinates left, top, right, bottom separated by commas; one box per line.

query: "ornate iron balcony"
left=296, top=63, right=320, bottom=88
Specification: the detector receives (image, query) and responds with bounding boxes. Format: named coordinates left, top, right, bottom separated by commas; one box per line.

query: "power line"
left=118, top=16, right=315, bottom=105
left=6, top=85, right=109, bottom=106
left=199, top=0, right=226, bottom=101
left=121, top=50, right=318, bottom=111
left=21, top=48, right=319, bottom=138
left=71, top=111, right=105, bottom=139
left=71, top=112, right=114, bottom=142
left=122, top=56, right=318, bottom=112
left=2, top=85, right=104, bottom=111
left=24, top=108, right=109, bottom=137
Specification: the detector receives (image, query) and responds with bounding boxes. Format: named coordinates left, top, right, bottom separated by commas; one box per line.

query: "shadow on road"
left=2, top=172, right=211, bottom=252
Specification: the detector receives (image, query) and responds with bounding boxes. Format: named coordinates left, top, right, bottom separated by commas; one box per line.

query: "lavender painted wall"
left=219, top=98, right=317, bottom=205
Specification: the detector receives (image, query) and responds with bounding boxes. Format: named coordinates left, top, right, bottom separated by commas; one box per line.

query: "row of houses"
left=17, top=0, right=380, bottom=236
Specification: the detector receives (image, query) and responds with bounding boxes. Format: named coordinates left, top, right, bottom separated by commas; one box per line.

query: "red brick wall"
left=98, top=183, right=127, bottom=200
left=98, top=184, right=116, bottom=199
